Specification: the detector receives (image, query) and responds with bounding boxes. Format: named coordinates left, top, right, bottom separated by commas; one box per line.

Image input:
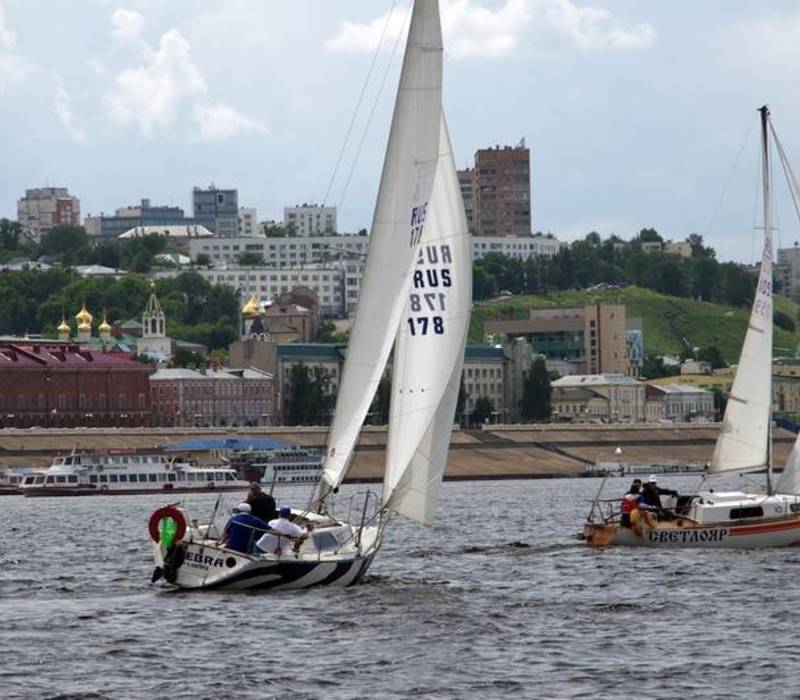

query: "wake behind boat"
left=148, top=0, right=472, bottom=591
left=584, top=106, right=800, bottom=548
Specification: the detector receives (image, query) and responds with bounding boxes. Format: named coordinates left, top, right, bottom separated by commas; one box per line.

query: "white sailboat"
left=584, top=105, right=800, bottom=548
left=148, top=0, right=473, bottom=590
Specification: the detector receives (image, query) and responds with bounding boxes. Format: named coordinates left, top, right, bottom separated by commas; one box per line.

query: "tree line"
left=474, top=229, right=759, bottom=309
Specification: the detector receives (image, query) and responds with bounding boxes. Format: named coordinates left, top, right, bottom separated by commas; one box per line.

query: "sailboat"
left=148, top=0, right=473, bottom=590
left=584, top=105, right=800, bottom=548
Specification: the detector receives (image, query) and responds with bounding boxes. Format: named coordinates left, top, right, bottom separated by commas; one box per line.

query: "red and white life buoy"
left=148, top=505, right=187, bottom=543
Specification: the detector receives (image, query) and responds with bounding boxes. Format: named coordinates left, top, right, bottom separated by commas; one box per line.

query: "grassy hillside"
left=469, top=286, right=800, bottom=362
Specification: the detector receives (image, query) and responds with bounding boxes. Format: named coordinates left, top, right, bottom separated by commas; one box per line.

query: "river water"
left=2, top=475, right=800, bottom=699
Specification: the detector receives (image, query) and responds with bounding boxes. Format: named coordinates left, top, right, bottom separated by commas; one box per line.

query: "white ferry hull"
left=22, top=484, right=248, bottom=498
left=584, top=516, right=800, bottom=549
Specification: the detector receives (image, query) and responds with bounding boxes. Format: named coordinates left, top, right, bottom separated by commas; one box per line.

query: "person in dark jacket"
left=640, top=475, right=678, bottom=518
left=247, top=483, right=277, bottom=523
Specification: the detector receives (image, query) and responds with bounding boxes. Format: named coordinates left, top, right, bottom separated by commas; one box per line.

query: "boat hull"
left=584, top=515, right=800, bottom=549
left=152, top=523, right=382, bottom=591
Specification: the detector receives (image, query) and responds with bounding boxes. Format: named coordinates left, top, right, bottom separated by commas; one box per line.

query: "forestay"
left=710, top=110, right=774, bottom=475
left=382, top=114, right=471, bottom=525
left=319, top=0, right=443, bottom=493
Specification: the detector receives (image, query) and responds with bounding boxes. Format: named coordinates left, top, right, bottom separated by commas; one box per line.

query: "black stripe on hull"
left=189, top=555, right=374, bottom=591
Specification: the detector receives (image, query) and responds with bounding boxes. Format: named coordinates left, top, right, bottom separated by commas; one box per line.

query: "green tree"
left=195, top=253, right=211, bottom=266
left=287, top=364, right=335, bottom=425
left=0, top=218, right=23, bottom=250
left=519, top=356, right=552, bottom=421
left=38, top=225, right=91, bottom=265
left=470, top=397, right=495, bottom=426
left=697, top=345, right=726, bottom=369
left=238, top=252, right=264, bottom=266
left=172, top=348, right=205, bottom=368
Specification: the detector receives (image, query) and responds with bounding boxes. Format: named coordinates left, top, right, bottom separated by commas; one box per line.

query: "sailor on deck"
left=256, top=507, right=309, bottom=555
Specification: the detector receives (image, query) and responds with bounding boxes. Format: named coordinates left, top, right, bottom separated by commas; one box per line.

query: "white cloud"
left=54, top=81, right=85, bottom=142
left=0, top=1, right=28, bottom=92
left=0, top=1, right=15, bottom=49
left=106, top=29, right=208, bottom=135
left=195, top=103, right=269, bottom=141
left=111, top=8, right=145, bottom=45
left=327, top=0, right=654, bottom=58
left=540, top=0, right=655, bottom=51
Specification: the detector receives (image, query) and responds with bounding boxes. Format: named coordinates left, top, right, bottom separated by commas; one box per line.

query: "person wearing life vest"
left=620, top=479, right=642, bottom=528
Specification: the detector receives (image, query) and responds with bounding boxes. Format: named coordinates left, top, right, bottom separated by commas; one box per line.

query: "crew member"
left=246, top=483, right=277, bottom=523
left=220, top=503, right=269, bottom=554
left=640, top=475, right=679, bottom=519
left=256, top=507, right=309, bottom=555
left=620, top=480, right=642, bottom=528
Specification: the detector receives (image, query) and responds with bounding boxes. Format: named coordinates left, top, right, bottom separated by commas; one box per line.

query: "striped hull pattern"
left=584, top=515, right=800, bottom=549
left=155, top=532, right=381, bottom=591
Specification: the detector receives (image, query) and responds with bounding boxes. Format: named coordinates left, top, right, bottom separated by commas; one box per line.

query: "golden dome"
left=75, top=303, right=93, bottom=326
left=57, top=316, right=71, bottom=333
left=242, top=295, right=260, bottom=319
left=98, top=314, right=112, bottom=333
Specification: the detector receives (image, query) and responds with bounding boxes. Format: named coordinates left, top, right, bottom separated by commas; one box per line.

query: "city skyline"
left=2, top=0, right=800, bottom=263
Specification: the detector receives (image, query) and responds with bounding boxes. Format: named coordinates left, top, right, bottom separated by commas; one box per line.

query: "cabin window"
left=89, top=475, right=98, bottom=484
left=158, top=473, right=167, bottom=482
left=729, top=506, right=764, bottom=519
left=791, top=503, right=800, bottom=514
left=206, top=473, right=214, bottom=482
left=56, top=475, right=66, bottom=484
left=168, top=473, right=177, bottom=482
left=214, top=472, right=224, bottom=481
left=119, top=474, right=128, bottom=482
left=109, top=474, right=118, bottom=483
left=23, top=476, right=34, bottom=485
left=46, top=476, right=55, bottom=484
left=187, top=473, right=196, bottom=482
left=99, top=474, right=108, bottom=483
left=149, top=474, right=158, bottom=482
left=67, top=475, right=78, bottom=483
left=225, top=473, right=235, bottom=481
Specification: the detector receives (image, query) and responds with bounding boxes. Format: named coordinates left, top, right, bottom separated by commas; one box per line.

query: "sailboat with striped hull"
left=584, top=105, right=800, bottom=548
left=148, top=0, right=472, bottom=590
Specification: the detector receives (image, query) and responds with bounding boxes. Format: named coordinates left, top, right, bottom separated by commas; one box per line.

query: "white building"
left=118, top=224, right=214, bottom=240
left=646, top=383, right=715, bottom=422
left=284, top=204, right=337, bottom=236
left=552, top=374, right=646, bottom=422
left=471, top=233, right=562, bottom=261
left=189, top=234, right=367, bottom=268
left=154, top=262, right=360, bottom=317
left=17, top=187, right=80, bottom=242
left=238, top=207, right=258, bottom=236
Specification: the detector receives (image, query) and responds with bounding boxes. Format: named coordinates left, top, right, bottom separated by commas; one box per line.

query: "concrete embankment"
left=0, top=423, right=794, bottom=480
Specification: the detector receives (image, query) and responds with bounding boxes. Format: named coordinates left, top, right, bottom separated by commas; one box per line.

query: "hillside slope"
left=470, top=286, right=800, bottom=362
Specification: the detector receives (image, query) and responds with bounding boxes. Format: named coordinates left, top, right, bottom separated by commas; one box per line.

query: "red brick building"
left=0, top=342, right=153, bottom=427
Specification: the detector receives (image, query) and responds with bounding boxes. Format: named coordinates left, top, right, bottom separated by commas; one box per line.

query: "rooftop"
left=552, top=373, right=642, bottom=387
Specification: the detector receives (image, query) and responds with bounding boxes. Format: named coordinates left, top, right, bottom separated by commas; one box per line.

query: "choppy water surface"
left=2, top=475, right=800, bottom=699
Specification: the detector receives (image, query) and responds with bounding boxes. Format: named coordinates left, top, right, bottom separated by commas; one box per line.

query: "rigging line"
left=322, top=0, right=401, bottom=208
left=705, top=113, right=758, bottom=241
left=770, top=122, right=800, bottom=234
left=337, top=1, right=412, bottom=212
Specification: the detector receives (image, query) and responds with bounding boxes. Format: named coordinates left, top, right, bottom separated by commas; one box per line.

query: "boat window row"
left=275, top=464, right=321, bottom=471
left=729, top=506, right=764, bottom=519
left=84, top=471, right=238, bottom=484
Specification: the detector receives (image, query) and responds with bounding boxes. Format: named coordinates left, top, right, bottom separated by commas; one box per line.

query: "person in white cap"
left=640, top=475, right=679, bottom=517
left=220, top=502, right=269, bottom=554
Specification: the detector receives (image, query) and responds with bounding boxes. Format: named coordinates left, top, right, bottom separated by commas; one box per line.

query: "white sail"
left=382, top=114, right=471, bottom=524
left=777, top=433, right=800, bottom=494
left=319, top=0, right=443, bottom=493
left=710, top=108, right=774, bottom=475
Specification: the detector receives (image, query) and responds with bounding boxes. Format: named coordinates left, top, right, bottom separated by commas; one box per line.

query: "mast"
left=760, top=105, right=774, bottom=495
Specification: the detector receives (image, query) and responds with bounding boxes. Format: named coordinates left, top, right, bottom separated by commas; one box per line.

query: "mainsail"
left=710, top=106, right=774, bottom=475
left=382, top=114, right=471, bottom=525
left=319, top=0, right=443, bottom=493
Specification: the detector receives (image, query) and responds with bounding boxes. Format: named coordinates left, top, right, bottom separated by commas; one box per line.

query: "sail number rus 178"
left=407, top=244, right=452, bottom=337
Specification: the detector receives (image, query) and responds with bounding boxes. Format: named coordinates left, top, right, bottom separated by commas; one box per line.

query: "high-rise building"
left=458, top=142, right=531, bottom=237
left=192, top=185, right=239, bottom=237
left=283, top=204, right=337, bottom=236
left=238, top=207, right=258, bottom=236
left=17, top=187, right=80, bottom=242
left=84, top=199, right=193, bottom=241
left=457, top=168, right=477, bottom=234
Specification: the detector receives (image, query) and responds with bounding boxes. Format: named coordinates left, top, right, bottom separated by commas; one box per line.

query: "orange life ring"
left=148, top=506, right=187, bottom=543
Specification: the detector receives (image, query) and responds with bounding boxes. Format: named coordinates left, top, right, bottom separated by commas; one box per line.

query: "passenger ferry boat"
left=20, top=449, right=250, bottom=497
left=0, top=467, right=36, bottom=495
left=230, top=448, right=322, bottom=487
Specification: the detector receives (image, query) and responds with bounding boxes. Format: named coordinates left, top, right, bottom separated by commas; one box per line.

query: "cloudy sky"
left=2, top=0, right=800, bottom=263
